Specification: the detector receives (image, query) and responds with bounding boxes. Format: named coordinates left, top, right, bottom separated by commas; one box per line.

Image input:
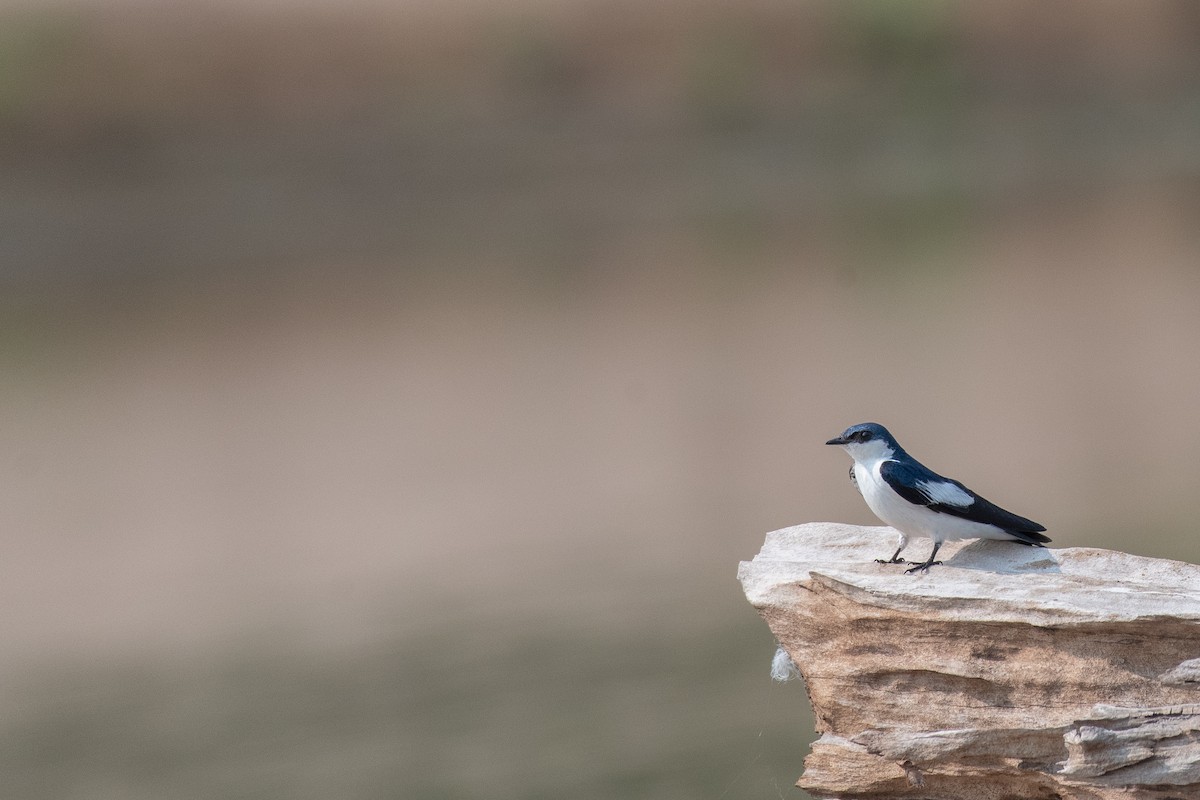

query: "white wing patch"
left=917, top=479, right=974, bottom=508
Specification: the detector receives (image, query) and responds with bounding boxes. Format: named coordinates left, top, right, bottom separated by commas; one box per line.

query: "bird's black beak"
left=825, top=436, right=847, bottom=446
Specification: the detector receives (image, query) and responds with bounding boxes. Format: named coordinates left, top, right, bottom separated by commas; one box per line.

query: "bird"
left=825, top=422, right=1049, bottom=573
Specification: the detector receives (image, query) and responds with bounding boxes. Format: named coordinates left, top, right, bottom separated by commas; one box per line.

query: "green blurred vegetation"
left=3, top=619, right=801, bottom=800
left=0, top=1, right=1196, bottom=306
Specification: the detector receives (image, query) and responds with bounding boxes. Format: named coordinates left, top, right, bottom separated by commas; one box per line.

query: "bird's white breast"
left=853, top=458, right=912, bottom=529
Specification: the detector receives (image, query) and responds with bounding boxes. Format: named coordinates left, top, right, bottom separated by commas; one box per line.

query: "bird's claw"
left=904, top=560, right=943, bottom=574
left=874, top=557, right=907, bottom=564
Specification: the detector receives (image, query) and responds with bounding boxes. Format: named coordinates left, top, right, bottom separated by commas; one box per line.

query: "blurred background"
left=2, top=0, right=1200, bottom=797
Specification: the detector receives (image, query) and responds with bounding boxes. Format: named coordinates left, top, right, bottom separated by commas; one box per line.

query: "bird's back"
left=903, top=457, right=1048, bottom=542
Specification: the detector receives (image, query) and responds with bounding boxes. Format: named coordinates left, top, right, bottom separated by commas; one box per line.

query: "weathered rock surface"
left=738, top=522, right=1200, bottom=800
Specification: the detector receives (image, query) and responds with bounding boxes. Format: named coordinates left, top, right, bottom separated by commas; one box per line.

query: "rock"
left=738, top=522, right=1200, bottom=800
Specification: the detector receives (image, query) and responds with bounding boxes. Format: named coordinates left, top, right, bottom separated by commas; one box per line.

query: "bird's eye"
left=855, top=430, right=871, bottom=442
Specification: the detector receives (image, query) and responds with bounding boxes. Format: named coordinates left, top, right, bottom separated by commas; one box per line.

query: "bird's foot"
left=874, top=557, right=907, bottom=564
left=904, top=560, right=943, bottom=574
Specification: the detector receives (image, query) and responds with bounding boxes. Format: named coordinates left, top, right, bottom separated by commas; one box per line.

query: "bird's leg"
left=904, top=542, right=944, bottom=574
left=874, top=546, right=907, bottom=565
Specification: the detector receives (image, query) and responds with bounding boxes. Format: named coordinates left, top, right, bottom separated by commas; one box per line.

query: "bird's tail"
left=1007, top=529, right=1051, bottom=546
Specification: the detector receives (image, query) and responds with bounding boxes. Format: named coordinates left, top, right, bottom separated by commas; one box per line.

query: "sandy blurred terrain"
left=6, top=182, right=1200, bottom=660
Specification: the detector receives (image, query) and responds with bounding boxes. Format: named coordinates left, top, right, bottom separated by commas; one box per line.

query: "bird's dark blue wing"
left=878, top=459, right=942, bottom=506
left=879, top=459, right=1048, bottom=543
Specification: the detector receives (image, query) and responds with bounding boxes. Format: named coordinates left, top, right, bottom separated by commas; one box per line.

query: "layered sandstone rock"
left=738, top=522, right=1200, bottom=799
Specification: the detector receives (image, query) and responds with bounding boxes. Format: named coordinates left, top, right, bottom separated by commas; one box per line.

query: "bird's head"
left=825, top=422, right=899, bottom=462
